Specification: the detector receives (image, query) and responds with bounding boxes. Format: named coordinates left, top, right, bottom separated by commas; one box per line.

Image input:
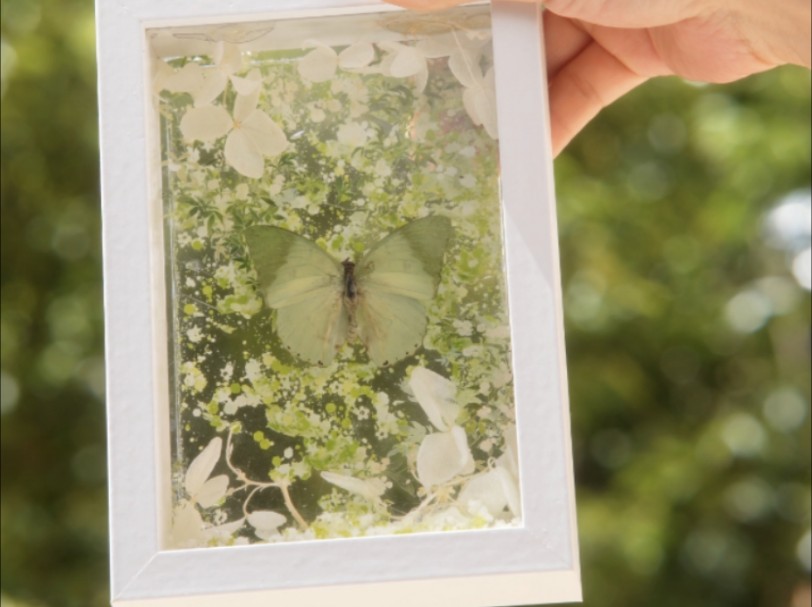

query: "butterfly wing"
left=244, top=226, right=348, bottom=365
left=354, top=216, right=452, bottom=365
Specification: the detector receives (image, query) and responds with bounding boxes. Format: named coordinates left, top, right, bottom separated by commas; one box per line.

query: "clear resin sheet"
left=149, top=5, right=521, bottom=548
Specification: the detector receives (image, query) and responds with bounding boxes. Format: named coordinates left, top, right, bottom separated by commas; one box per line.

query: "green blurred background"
left=1, top=0, right=809, bottom=606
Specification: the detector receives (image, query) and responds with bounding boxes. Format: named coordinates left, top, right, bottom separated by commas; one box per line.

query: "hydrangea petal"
left=180, top=105, right=232, bottom=142
left=457, top=469, right=507, bottom=515
left=184, top=436, right=222, bottom=496
left=233, top=83, right=260, bottom=122
left=193, top=70, right=229, bottom=106
left=480, top=67, right=499, bottom=139
left=416, top=426, right=473, bottom=487
left=376, top=51, right=396, bottom=77
left=416, top=33, right=457, bottom=59
left=478, top=91, right=498, bottom=139
left=214, top=41, right=243, bottom=74
left=322, top=471, right=385, bottom=501
left=298, top=44, right=338, bottom=82
left=448, top=48, right=482, bottom=89
left=230, top=68, right=262, bottom=97
left=195, top=474, right=229, bottom=508
left=241, top=110, right=289, bottom=158
left=248, top=510, right=287, bottom=541
left=338, top=41, right=375, bottom=69
left=247, top=510, right=286, bottom=531
left=162, top=62, right=205, bottom=94
left=205, top=517, right=246, bottom=542
left=452, top=425, right=475, bottom=476
left=464, top=84, right=497, bottom=138
left=463, top=87, right=484, bottom=126
left=224, top=129, right=264, bottom=178
left=389, top=45, right=425, bottom=78
left=171, top=501, right=205, bottom=548
left=409, top=366, right=458, bottom=432
left=152, top=60, right=175, bottom=94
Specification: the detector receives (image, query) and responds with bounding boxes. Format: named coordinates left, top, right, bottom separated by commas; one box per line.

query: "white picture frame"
left=97, top=1, right=581, bottom=605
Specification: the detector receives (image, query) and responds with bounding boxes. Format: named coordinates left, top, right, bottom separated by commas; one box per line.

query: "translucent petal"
left=248, top=510, right=287, bottom=540
left=247, top=510, right=287, bottom=531
left=215, top=41, right=243, bottom=74
left=184, top=436, right=222, bottom=496
left=298, top=44, right=338, bottom=83
left=452, top=425, right=475, bottom=475
left=230, top=68, right=262, bottom=97
left=241, top=110, right=289, bottom=158
left=389, top=45, right=425, bottom=78
left=224, top=129, right=264, bottom=178
left=195, top=475, right=229, bottom=508
left=204, top=517, right=245, bottom=543
left=457, top=469, right=507, bottom=515
left=233, top=83, right=260, bottom=122
left=180, top=105, right=232, bottom=142
left=170, top=500, right=205, bottom=548
left=409, top=366, right=458, bottom=432
left=338, top=41, right=375, bottom=69
left=193, top=70, right=228, bottom=106
left=416, top=33, right=457, bottom=59
left=322, top=471, right=385, bottom=501
left=152, top=60, right=175, bottom=94
left=376, top=51, right=396, bottom=77
left=484, top=66, right=496, bottom=88
left=477, top=89, right=498, bottom=139
left=413, top=66, right=429, bottom=95
left=462, top=87, right=481, bottom=125
left=162, top=62, right=205, bottom=94
left=480, top=68, right=499, bottom=139
left=416, top=426, right=473, bottom=487
left=448, top=48, right=482, bottom=89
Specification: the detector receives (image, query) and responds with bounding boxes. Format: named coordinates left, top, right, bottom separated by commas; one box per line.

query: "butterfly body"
left=342, top=259, right=359, bottom=302
left=245, top=216, right=452, bottom=366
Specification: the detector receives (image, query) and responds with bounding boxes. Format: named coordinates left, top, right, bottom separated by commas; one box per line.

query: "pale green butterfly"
left=245, top=215, right=453, bottom=366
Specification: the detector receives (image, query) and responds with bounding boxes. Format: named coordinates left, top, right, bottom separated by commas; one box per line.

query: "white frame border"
left=97, top=1, right=581, bottom=605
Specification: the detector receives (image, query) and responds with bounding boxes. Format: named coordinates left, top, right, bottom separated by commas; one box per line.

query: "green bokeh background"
left=1, top=1, right=809, bottom=606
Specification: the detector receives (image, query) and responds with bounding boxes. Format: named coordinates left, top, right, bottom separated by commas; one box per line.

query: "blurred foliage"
left=554, top=66, right=811, bottom=607
left=0, top=0, right=809, bottom=606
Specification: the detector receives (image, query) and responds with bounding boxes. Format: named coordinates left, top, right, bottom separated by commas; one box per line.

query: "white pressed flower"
left=247, top=510, right=287, bottom=541
left=378, top=41, right=429, bottom=94
left=298, top=42, right=338, bottom=83
left=457, top=465, right=519, bottom=518
left=171, top=501, right=245, bottom=548
left=408, top=366, right=459, bottom=432
left=157, top=42, right=258, bottom=105
left=447, top=44, right=498, bottom=139
left=321, top=471, right=386, bottom=502
left=461, top=66, right=498, bottom=139
left=338, top=41, right=376, bottom=69
left=416, top=425, right=474, bottom=488
left=184, top=436, right=228, bottom=508
left=180, top=70, right=288, bottom=179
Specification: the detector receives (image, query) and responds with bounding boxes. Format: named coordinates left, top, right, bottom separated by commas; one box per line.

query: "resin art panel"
left=149, top=6, right=523, bottom=548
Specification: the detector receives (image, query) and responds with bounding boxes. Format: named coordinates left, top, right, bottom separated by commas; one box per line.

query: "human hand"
left=389, top=0, right=812, bottom=155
